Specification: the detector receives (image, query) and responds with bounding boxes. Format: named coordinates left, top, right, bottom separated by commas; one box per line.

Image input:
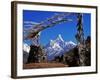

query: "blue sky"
left=23, top=10, right=91, bottom=46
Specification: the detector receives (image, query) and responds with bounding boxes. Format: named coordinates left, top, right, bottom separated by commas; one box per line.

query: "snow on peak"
left=23, top=44, right=30, bottom=53
left=50, top=40, right=55, bottom=46
left=45, top=34, right=77, bottom=60
left=67, top=41, right=76, bottom=46
left=57, top=34, right=64, bottom=42
left=50, top=40, right=53, bottom=43
left=52, top=43, right=62, bottom=49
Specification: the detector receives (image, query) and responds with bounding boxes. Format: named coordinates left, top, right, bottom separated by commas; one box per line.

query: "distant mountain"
left=23, top=34, right=76, bottom=62
left=23, top=44, right=30, bottom=64
left=44, top=34, right=76, bottom=60
left=23, top=43, right=30, bottom=53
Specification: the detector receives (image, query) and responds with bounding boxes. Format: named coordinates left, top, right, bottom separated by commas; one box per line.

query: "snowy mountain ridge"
left=45, top=34, right=76, bottom=60
left=23, top=43, right=30, bottom=53
left=23, top=34, right=76, bottom=61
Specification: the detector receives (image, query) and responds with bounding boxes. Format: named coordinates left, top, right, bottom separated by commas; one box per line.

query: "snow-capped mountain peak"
left=56, top=34, right=64, bottom=42
left=23, top=44, right=30, bottom=53
left=45, top=34, right=76, bottom=60
left=50, top=34, right=64, bottom=46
